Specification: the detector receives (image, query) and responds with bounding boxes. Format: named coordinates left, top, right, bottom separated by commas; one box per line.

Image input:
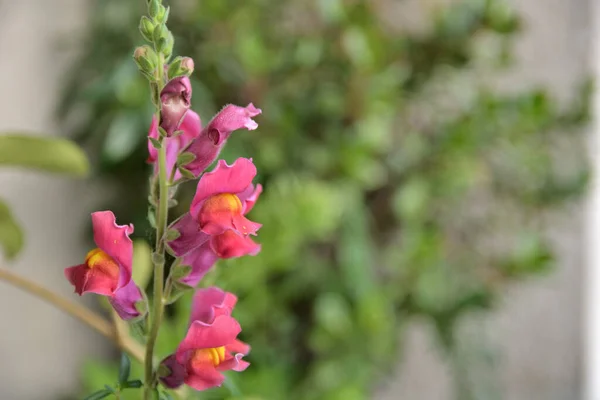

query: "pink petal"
left=184, top=103, right=261, bottom=176
left=197, top=202, right=261, bottom=237
left=167, top=213, right=210, bottom=257
left=109, top=279, right=143, bottom=320
left=179, top=109, right=202, bottom=145
left=176, top=316, right=241, bottom=361
left=190, top=158, right=257, bottom=218
left=64, top=263, right=115, bottom=296
left=217, top=353, right=249, bottom=372
left=180, top=241, right=219, bottom=287
left=206, top=103, right=261, bottom=140
left=184, top=354, right=225, bottom=391
left=189, top=287, right=237, bottom=325
left=210, top=231, right=261, bottom=258
left=147, top=116, right=159, bottom=164
left=91, top=211, right=134, bottom=289
left=226, top=339, right=251, bottom=356
left=159, top=354, right=187, bottom=389
left=238, top=183, right=263, bottom=214
left=147, top=111, right=202, bottom=180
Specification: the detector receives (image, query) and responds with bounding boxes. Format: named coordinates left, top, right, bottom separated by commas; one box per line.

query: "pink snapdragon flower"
left=147, top=110, right=202, bottom=180
left=64, top=211, right=143, bottom=320
left=166, top=158, right=262, bottom=286
left=184, top=104, right=261, bottom=176
left=160, top=76, right=192, bottom=136
left=159, top=287, right=250, bottom=391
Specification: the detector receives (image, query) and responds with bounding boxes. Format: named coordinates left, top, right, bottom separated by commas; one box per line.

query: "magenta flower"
left=166, top=158, right=262, bottom=286
left=147, top=110, right=202, bottom=180
left=160, top=287, right=250, bottom=391
left=64, top=211, right=143, bottom=320
left=184, top=104, right=261, bottom=176
left=192, top=158, right=262, bottom=236
left=160, top=76, right=192, bottom=136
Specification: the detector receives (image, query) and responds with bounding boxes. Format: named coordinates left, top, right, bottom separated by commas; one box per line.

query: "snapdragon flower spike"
left=64, top=211, right=143, bottom=320
left=160, top=75, right=193, bottom=136
left=160, top=287, right=249, bottom=391
left=184, top=104, right=261, bottom=177
left=147, top=110, right=202, bottom=179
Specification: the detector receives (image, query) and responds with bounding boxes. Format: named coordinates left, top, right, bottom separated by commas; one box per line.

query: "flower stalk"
left=144, top=52, right=169, bottom=398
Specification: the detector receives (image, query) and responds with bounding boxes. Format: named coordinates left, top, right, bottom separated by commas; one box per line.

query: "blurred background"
left=0, top=0, right=594, bottom=399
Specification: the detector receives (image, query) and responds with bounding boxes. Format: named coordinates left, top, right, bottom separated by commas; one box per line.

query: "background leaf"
left=0, top=134, right=89, bottom=176
left=0, top=199, right=24, bottom=260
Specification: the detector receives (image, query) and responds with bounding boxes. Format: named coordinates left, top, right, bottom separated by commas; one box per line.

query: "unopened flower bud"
left=159, top=76, right=192, bottom=136
left=148, top=0, right=161, bottom=19
left=156, top=5, right=170, bottom=24
left=133, top=45, right=157, bottom=76
left=181, top=57, right=194, bottom=74
left=160, top=30, right=174, bottom=58
left=167, top=56, right=195, bottom=79
left=139, top=16, right=155, bottom=42
left=152, top=23, right=168, bottom=44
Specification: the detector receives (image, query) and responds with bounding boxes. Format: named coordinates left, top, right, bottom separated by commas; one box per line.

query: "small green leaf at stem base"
left=83, top=389, right=112, bottom=400
left=158, top=390, right=175, bottom=400
left=165, top=229, right=180, bottom=241
left=118, top=353, right=131, bottom=385
left=170, top=264, right=192, bottom=280
left=176, top=152, right=196, bottom=167
left=177, top=167, right=195, bottom=179
left=149, top=137, right=162, bottom=149
left=123, top=379, right=143, bottom=389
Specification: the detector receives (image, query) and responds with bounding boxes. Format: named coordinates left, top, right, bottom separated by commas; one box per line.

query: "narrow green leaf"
left=103, top=385, right=116, bottom=393
left=149, top=137, right=162, bottom=149
left=118, top=353, right=131, bottom=385
left=0, top=199, right=24, bottom=260
left=0, top=134, right=89, bottom=176
left=123, top=379, right=143, bottom=389
left=158, top=390, right=175, bottom=400
left=176, top=152, right=196, bottom=167
left=170, top=265, right=192, bottom=280
left=177, top=167, right=195, bottom=179
left=83, top=389, right=112, bottom=400
left=165, top=229, right=180, bottom=241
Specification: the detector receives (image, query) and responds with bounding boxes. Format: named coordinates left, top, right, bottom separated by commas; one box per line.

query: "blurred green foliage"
left=58, top=0, right=590, bottom=398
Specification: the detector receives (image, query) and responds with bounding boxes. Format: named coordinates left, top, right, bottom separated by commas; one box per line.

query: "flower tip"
left=245, top=103, right=262, bottom=116
left=181, top=57, right=195, bottom=74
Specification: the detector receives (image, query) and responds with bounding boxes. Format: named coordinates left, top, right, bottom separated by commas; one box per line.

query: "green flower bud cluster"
left=133, top=0, right=173, bottom=81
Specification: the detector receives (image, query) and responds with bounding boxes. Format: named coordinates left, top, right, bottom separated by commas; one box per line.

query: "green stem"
left=144, top=53, right=169, bottom=400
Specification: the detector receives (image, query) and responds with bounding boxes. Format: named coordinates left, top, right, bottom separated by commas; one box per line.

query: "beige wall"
left=0, top=1, right=110, bottom=399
